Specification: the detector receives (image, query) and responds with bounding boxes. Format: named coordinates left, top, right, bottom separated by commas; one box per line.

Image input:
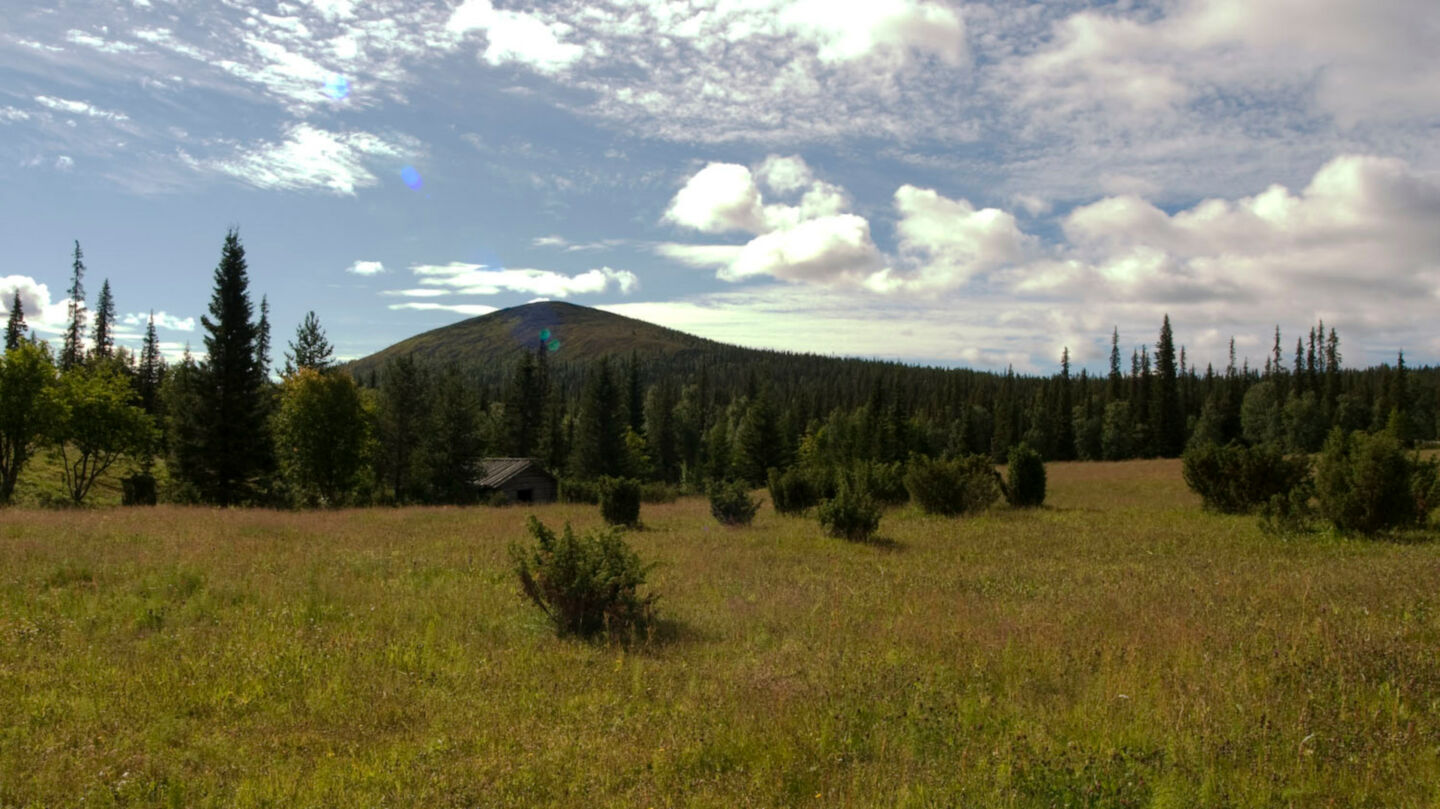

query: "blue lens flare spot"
left=400, top=165, right=423, bottom=190
left=547, top=339, right=561, bottom=352
left=539, top=329, right=551, bottom=341
left=323, top=74, right=350, bottom=100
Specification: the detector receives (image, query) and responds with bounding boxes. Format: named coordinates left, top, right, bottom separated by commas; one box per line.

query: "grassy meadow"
left=3, top=459, right=1440, bottom=807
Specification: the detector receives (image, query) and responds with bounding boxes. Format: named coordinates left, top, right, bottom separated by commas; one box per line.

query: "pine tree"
left=1107, top=327, right=1122, bottom=402
left=194, top=229, right=268, bottom=505
left=626, top=350, right=644, bottom=436
left=4, top=291, right=25, bottom=351
left=502, top=350, right=544, bottom=457
left=91, top=279, right=116, bottom=360
left=375, top=353, right=428, bottom=502
left=62, top=241, right=87, bottom=370
left=283, top=310, right=334, bottom=375
left=1152, top=314, right=1183, bottom=456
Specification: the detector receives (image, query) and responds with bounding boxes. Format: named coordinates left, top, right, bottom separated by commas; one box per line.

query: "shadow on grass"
left=846, top=535, right=905, bottom=552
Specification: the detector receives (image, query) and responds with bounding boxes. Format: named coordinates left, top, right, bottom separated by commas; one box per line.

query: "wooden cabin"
left=476, top=458, right=558, bottom=504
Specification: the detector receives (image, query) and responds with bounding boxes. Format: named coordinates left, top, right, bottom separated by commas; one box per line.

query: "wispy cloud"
left=184, top=124, right=417, bottom=195
left=121, top=311, right=195, bottom=331
left=409, top=263, right=639, bottom=298
left=346, top=260, right=385, bottom=276
left=386, top=302, right=499, bottom=316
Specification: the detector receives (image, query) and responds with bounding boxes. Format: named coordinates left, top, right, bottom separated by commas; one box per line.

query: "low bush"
left=817, top=477, right=882, bottom=542
left=639, top=482, right=681, bottom=504
left=1181, top=442, right=1310, bottom=514
left=558, top=478, right=601, bottom=504
left=709, top=480, right=761, bottom=526
left=855, top=460, right=910, bottom=507
left=1315, top=429, right=1439, bottom=535
left=768, top=467, right=819, bottom=515
left=598, top=477, right=642, bottom=527
left=904, top=454, right=1000, bottom=516
left=1005, top=444, right=1046, bottom=508
left=510, top=517, right=656, bottom=639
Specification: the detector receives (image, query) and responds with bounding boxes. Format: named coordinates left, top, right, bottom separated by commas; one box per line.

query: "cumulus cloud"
left=725, top=215, right=885, bottom=284
left=780, top=0, right=967, bottom=66
left=409, top=263, right=639, bottom=298
left=0, top=275, right=68, bottom=334
left=664, top=163, right=766, bottom=234
left=346, top=260, right=385, bottom=276
left=866, top=186, right=1031, bottom=292
left=447, top=0, right=583, bottom=73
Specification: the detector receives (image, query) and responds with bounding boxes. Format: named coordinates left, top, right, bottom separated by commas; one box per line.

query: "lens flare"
left=539, top=329, right=551, bottom=341
left=323, top=74, right=350, bottom=100
left=400, top=165, right=423, bottom=190
left=547, top=339, right=561, bottom=352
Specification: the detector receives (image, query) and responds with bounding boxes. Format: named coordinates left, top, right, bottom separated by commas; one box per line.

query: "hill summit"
left=346, top=301, right=724, bottom=377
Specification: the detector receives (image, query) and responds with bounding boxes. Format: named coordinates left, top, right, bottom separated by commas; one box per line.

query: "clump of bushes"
left=709, top=480, right=761, bottom=526
left=903, top=454, right=1000, bottom=516
left=768, top=467, right=819, bottom=515
left=558, top=478, right=601, bottom=504
left=510, top=517, right=656, bottom=639
left=598, top=476, right=641, bottom=527
left=1181, top=442, right=1310, bottom=514
left=854, top=460, right=910, bottom=507
left=817, top=476, right=882, bottom=542
left=1315, top=428, right=1439, bottom=534
left=1005, top=443, right=1046, bottom=508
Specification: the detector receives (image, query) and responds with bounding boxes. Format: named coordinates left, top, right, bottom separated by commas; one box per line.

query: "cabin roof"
left=476, top=457, right=554, bottom=489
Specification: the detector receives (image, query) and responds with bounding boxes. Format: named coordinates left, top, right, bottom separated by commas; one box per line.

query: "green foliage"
left=558, top=477, right=601, bottom=504
left=708, top=480, right=760, bottom=526
left=1181, top=442, right=1310, bottom=514
left=120, top=473, right=157, bottom=506
left=283, top=310, right=334, bottom=375
left=0, top=342, right=57, bottom=502
left=817, top=475, right=881, bottom=542
left=598, top=476, right=641, bottom=527
left=767, top=466, right=819, bottom=515
left=374, top=353, right=427, bottom=503
left=274, top=368, right=370, bottom=507
left=1005, top=443, right=1047, bottom=507
left=852, top=460, right=909, bottom=507
left=573, top=357, right=627, bottom=479
left=1314, top=429, right=1439, bottom=535
left=903, top=454, right=1001, bottom=516
left=1258, top=481, right=1320, bottom=536
left=510, top=516, right=656, bottom=639
left=47, top=363, right=158, bottom=505
left=4, top=290, right=26, bottom=352
left=1101, top=400, right=1134, bottom=460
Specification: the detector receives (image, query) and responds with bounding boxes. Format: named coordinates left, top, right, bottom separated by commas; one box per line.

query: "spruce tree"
left=572, top=357, right=625, bottom=478
left=375, top=353, right=428, bottom=502
left=4, top=292, right=25, bottom=351
left=1152, top=314, right=1183, bottom=456
left=91, top=279, right=116, bottom=360
left=62, top=241, right=87, bottom=370
left=195, top=229, right=268, bottom=505
left=256, top=295, right=272, bottom=379
left=136, top=312, right=166, bottom=416
left=626, top=350, right=644, bottom=436
left=283, top=310, right=334, bottom=375
left=1107, top=327, right=1122, bottom=402
left=502, top=350, right=544, bottom=457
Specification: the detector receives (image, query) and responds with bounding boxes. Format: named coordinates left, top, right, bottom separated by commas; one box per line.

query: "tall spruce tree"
left=626, top=350, right=644, bottom=435
left=91, top=279, right=116, bottom=360
left=4, top=292, right=25, bottom=351
left=62, top=241, right=87, bottom=370
left=1152, top=314, right=1183, bottom=456
left=572, top=356, right=626, bottom=478
left=256, top=295, right=272, bottom=379
left=195, top=229, right=268, bottom=505
left=136, top=312, right=165, bottom=416
left=1107, top=327, right=1122, bottom=402
left=283, top=310, right=334, bottom=375
left=502, top=350, right=545, bottom=457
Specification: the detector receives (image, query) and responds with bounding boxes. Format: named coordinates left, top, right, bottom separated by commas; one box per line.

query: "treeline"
left=3, top=230, right=1437, bottom=508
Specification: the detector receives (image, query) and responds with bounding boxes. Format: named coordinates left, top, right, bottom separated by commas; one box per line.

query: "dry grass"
left=3, top=459, right=1440, bottom=807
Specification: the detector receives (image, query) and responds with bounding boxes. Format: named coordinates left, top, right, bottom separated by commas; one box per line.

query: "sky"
left=2, top=0, right=1439, bottom=374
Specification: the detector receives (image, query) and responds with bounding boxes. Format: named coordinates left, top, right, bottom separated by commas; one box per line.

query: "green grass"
left=3, top=459, right=1440, bottom=807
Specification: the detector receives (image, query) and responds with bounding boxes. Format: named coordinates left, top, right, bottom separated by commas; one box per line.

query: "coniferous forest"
left=3, top=231, right=1438, bottom=508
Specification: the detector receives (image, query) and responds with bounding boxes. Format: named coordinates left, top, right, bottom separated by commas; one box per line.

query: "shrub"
left=904, top=454, right=1000, bottom=516
left=1181, top=442, right=1310, bottom=514
left=768, top=467, right=819, bottom=515
left=1005, top=443, right=1047, bottom=508
left=121, top=474, right=157, bottom=506
left=817, top=477, right=881, bottom=542
left=639, top=482, right=681, bottom=504
left=709, top=480, right=761, bottom=526
left=510, top=517, right=656, bottom=639
left=558, top=478, right=601, bottom=504
left=1314, top=429, right=1439, bottom=535
left=1258, top=481, right=1320, bottom=536
left=854, top=460, right=910, bottom=507
left=598, top=476, right=642, bottom=527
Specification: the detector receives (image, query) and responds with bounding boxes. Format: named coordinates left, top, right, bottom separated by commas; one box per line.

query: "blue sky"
left=3, top=0, right=1439, bottom=373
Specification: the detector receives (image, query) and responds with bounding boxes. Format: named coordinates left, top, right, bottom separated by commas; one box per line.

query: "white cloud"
left=190, top=124, right=415, bottom=195
left=387, top=302, right=499, bottom=316
left=447, top=0, right=583, bottom=73
left=121, top=311, right=195, bottom=331
left=380, top=288, right=449, bottom=298
left=756, top=155, right=814, bottom=195
left=409, top=263, right=640, bottom=298
left=34, top=95, right=129, bottom=122
left=780, top=0, right=967, bottom=66
left=0, top=107, right=31, bottom=123
left=651, top=243, right=746, bottom=268
left=0, top=275, right=68, bottom=334
left=54, top=155, right=74, bottom=171
left=346, top=259, right=385, bottom=276
left=866, top=185, right=1031, bottom=292
left=664, top=163, right=765, bottom=234
left=725, top=215, right=886, bottom=284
